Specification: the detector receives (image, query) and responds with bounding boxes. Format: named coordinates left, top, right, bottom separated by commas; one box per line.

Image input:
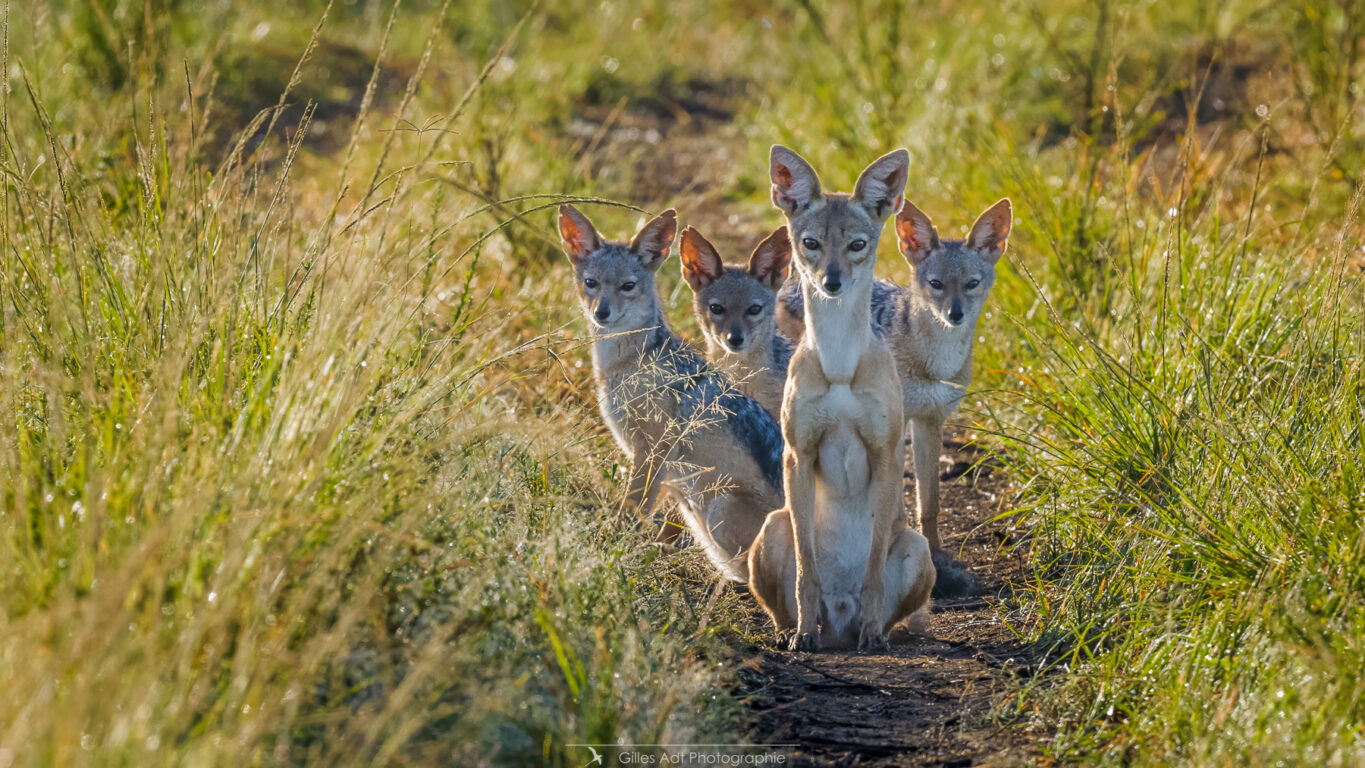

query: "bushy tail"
left=930, top=549, right=977, bottom=598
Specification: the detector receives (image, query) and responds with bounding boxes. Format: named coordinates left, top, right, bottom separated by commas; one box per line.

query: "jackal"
left=774, top=198, right=1012, bottom=596
left=746, top=147, right=935, bottom=651
left=559, top=204, right=785, bottom=582
left=680, top=225, right=794, bottom=417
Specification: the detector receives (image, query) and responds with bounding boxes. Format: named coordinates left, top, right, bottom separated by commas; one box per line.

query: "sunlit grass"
left=1, top=3, right=747, bottom=765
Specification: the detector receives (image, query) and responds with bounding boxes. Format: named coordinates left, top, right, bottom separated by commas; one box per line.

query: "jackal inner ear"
left=770, top=145, right=822, bottom=215
left=967, top=198, right=1012, bottom=263
left=853, top=149, right=910, bottom=220
left=680, top=227, right=723, bottom=290
left=895, top=199, right=940, bottom=265
left=559, top=204, right=604, bottom=264
left=630, top=209, right=677, bottom=272
left=748, top=226, right=792, bottom=290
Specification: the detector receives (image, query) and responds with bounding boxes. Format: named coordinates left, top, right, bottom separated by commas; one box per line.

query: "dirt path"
left=569, top=103, right=1042, bottom=765
left=738, top=431, right=1040, bottom=767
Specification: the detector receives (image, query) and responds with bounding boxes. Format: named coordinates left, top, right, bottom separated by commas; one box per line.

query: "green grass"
left=3, top=0, right=1363, bottom=765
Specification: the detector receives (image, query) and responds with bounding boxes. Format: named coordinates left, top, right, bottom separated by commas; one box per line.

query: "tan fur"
left=773, top=198, right=1012, bottom=569
left=560, top=205, right=785, bottom=582
left=747, top=147, right=935, bottom=650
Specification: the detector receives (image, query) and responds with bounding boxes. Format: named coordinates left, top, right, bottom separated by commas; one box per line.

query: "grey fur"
left=568, top=230, right=784, bottom=495
left=627, top=316, right=785, bottom=492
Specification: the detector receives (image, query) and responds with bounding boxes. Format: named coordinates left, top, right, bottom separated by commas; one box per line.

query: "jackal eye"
left=848, top=239, right=867, bottom=252
left=965, top=279, right=981, bottom=289
left=620, top=281, right=636, bottom=292
left=801, top=237, right=820, bottom=251
left=746, top=304, right=763, bottom=316
left=928, top=280, right=944, bottom=290
left=584, top=278, right=599, bottom=289
left=709, top=303, right=725, bottom=315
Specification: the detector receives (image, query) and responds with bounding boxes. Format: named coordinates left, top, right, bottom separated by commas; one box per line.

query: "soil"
left=737, top=430, right=1044, bottom=767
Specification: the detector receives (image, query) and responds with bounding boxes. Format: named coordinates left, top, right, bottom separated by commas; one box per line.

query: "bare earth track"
left=738, top=432, right=1041, bottom=767
left=576, top=104, right=1045, bottom=766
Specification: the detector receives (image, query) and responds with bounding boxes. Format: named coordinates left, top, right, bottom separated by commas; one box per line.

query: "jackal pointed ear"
left=747, top=226, right=792, bottom=291
left=629, top=209, right=677, bottom=272
left=559, top=204, right=604, bottom=264
left=680, top=227, right=724, bottom=291
left=966, top=198, right=1012, bottom=263
left=853, top=149, right=909, bottom=220
left=770, top=145, right=822, bottom=215
left=895, top=199, right=940, bottom=266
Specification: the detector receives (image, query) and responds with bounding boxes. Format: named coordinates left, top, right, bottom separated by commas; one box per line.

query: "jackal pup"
left=747, top=147, right=935, bottom=651
left=559, top=204, right=785, bottom=582
left=680, top=226, right=794, bottom=417
left=774, top=198, right=1011, bottom=596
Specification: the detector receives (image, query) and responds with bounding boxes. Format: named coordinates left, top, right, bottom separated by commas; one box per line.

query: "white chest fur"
left=799, top=279, right=882, bottom=635
left=897, top=301, right=977, bottom=420
left=803, top=282, right=872, bottom=385
left=909, top=306, right=974, bottom=379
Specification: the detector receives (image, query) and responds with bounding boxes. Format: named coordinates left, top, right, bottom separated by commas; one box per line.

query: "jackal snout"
left=770, top=145, right=908, bottom=300
left=681, top=225, right=792, bottom=353
left=795, top=223, right=863, bottom=299
left=896, top=197, right=1012, bottom=329
left=559, top=204, right=677, bottom=330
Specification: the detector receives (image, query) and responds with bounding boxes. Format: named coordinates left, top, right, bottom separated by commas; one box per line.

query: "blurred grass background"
left=2, top=0, right=1362, bottom=765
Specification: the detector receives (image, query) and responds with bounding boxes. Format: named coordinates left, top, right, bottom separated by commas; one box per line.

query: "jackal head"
left=895, top=198, right=1011, bottom=328
left=558, top=204, right=677, bottom=331
left=679, top=226, right=791, bottom=354
left=768, top=145, right=909, bottom=298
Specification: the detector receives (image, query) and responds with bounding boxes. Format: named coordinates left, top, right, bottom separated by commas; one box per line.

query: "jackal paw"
left=857, top=625, right=889, bottom=652
left=789, top=631, right=820, bottom=652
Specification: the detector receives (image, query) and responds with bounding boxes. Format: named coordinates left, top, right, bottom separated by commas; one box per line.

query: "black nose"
left=822, top=273, right=842, bottom=294
left=948, top=308, right=964, bottom=324
left=595, top=307, right=610, bottom=321
left=727, top=332, right=744, bottom=347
